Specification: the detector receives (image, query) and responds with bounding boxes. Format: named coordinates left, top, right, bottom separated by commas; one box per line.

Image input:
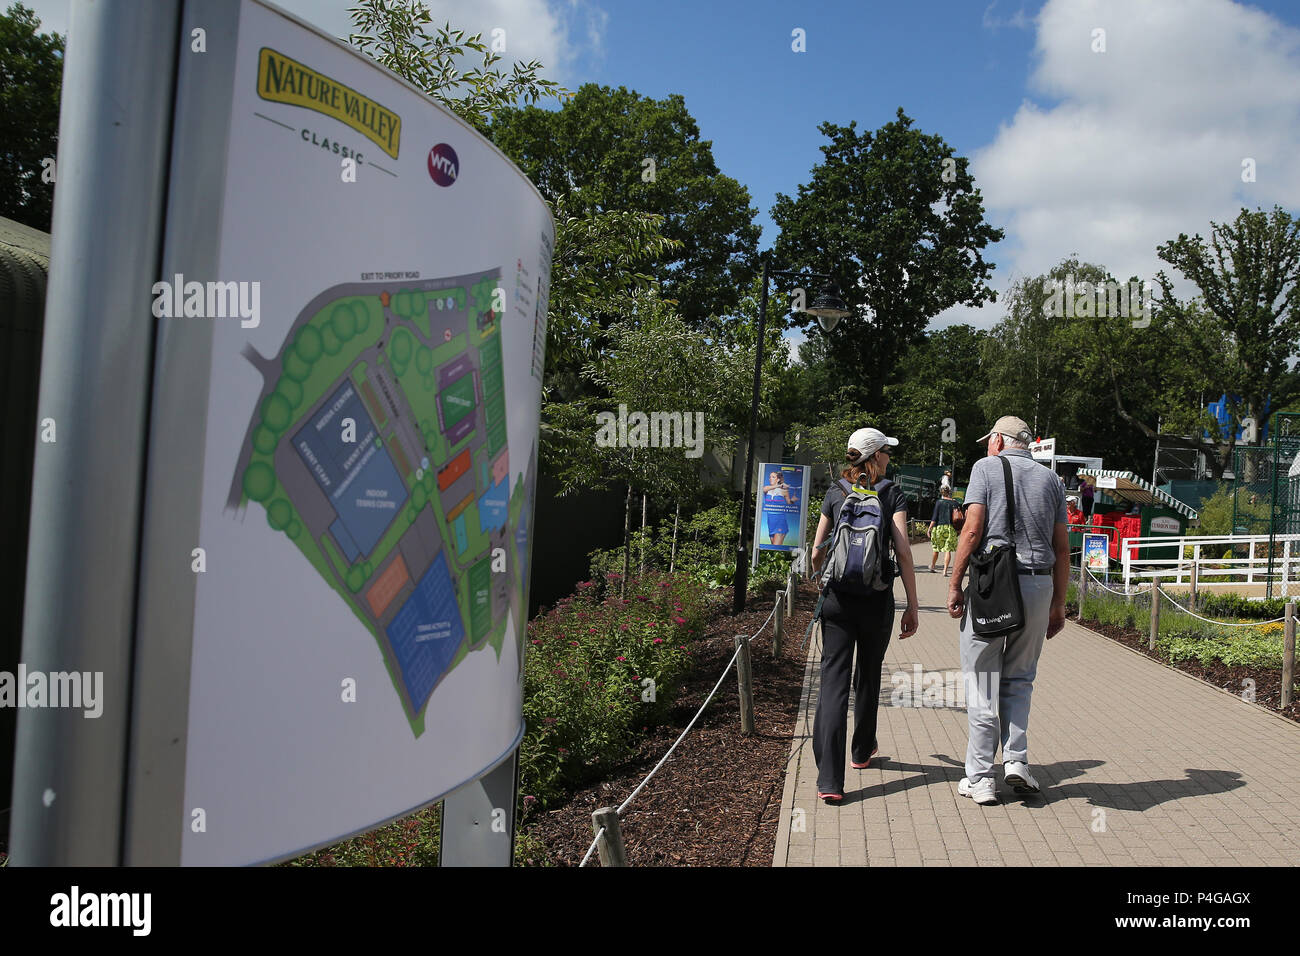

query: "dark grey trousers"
left=812, top=587, right=895, bottom=795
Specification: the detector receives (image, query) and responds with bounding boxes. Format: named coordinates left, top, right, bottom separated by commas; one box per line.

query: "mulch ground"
left=519, top=577, right=823, bottom=867
left=1067, top=605, right=1300, bottom=723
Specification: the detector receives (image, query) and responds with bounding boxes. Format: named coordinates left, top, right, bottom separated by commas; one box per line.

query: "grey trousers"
left=959, top=575, right=1054, bottom=782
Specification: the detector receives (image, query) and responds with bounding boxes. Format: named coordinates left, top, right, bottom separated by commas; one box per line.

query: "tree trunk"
left=622, top=482, right=632, bottom=598
left=640, top=493, right=647, bottom=575
left=670, top=502, right=680, bottom=573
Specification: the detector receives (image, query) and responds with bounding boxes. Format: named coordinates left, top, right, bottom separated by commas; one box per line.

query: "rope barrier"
left=1155, top=586, right=1286, bottom=627
left=579, top=827, right=605, bottom=867
left=579, top=593, right=782, bottom=866
left=1085, top=566, right=1149, bottom=596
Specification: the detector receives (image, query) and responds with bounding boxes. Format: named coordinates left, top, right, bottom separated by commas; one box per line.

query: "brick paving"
left=772, top=543, right=1300, bottom=866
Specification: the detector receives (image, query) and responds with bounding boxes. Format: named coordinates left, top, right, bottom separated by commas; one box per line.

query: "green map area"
left=229, top=272, right=529, bottom=736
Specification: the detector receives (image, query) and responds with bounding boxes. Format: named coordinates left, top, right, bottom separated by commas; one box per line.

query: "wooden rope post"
left=1077, top=556, right=1087, bottom=622
left=774, top=592, right=785, bottom=659
left=1190, top=561, right=1199, bottom=612
left=590, top=807, right=626, bottom=867
left=786, top=572, right=796, bottom=616
left=1282, top=603, right=1296, bottom=711
left=1149, top=575, right=1162, bottom=650
left=735, top=635, right=755, bottom=734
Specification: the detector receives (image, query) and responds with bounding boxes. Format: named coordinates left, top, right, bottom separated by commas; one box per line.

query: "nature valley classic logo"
left=257, top=48, right=401, bottom=159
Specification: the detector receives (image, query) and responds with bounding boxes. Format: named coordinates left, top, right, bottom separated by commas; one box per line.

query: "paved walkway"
left=773, top=543, right=1300, bottom=866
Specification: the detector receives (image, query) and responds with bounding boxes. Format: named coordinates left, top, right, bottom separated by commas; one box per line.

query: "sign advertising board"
left=753, top=463, right=809, bottom=565
left=144, top=0, right=550, bottom=865
left=1029, top=437, right=1056, bottom=462
left=1149, top=516, right=1181, bottom=535
left=1083, top=534, right=1110, bottom=571
left=1095, top=475, right=1118, bottom=489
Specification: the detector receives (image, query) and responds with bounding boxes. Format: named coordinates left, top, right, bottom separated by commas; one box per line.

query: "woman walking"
left=808, top=427, right=919, bottom=803
left=927, top=486, right=959, bottom=576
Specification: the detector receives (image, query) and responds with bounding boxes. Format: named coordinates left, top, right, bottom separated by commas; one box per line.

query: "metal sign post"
left=10, top=0, right=183, bottom=866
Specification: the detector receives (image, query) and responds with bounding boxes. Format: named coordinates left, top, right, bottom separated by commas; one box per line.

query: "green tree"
left=491, top=84, right=761, bottom=327
left=347, top=0, right=563, bottom=134
left=979, top=266, right=1089, bottom=443
left=884, top=323, right=988, bottom=477
left=0, top=3, right=63, bottom=230
left=1151, top=206, right=1300, bottom=476
left=544, top=195, right=682, bottom=391
left=543, top=292, right=742, bottom=588
left=771, top=108, right=1003, bottom=412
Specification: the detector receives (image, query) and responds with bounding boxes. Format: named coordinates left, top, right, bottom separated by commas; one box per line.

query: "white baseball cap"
left=847, top=427, right=898, bottom=462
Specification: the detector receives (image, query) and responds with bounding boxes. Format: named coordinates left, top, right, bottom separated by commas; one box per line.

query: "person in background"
left=1079, top=476, right=1095, bottom=519
left=939, top=470, right=953, bottom=496
left=928, top=486, right=959, bottom=576
left=1066, top=496, right=1085, bottom=525
left=809, top=427, right=919, bottom=804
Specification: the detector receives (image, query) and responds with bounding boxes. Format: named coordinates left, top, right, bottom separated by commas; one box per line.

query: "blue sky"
left=28, top=0, right=1300, bottom=336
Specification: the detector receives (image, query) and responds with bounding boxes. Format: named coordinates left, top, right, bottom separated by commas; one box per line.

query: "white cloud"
left=936, top=0, right=1300, bottom=331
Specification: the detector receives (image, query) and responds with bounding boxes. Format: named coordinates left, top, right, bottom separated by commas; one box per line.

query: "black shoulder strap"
left=1001, top=455, right=1016, bottom=538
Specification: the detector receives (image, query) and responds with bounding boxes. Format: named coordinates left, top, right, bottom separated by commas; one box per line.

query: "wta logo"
left=427, top=143, right=459, bottom=186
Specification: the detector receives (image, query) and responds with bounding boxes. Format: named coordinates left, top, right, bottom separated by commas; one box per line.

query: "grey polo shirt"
left=963, top=448, right=1067, bottom=570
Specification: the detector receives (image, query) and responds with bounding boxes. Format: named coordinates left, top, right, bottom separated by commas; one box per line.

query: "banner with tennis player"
left=753, top=463, right=810, bottom=563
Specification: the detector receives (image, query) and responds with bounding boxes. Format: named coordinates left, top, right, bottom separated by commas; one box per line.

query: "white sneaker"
left=958, top=776, right=998, bottom=805
left=1003, top=761, right=1041, bottom=794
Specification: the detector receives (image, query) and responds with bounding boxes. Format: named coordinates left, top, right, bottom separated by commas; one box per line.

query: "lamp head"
left=806, top=282, right=850, bottom=332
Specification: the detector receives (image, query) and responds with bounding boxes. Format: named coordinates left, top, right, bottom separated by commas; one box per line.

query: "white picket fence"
left=1119, top=532, right=1300, bottom=597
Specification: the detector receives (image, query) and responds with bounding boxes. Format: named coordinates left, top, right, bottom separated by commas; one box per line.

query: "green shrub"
left=519, top=572, right=713, bottom=808
left=1198, top=592, right=1289, bottom=621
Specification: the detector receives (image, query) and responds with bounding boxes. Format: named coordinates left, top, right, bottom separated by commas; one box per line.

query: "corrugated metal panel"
left=0, top=216, right=50, bottom=847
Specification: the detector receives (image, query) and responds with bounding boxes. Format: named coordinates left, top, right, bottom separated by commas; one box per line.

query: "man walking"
left=947, top=416, right=1068, bottom=805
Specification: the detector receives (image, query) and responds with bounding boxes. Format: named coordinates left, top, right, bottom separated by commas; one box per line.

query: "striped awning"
left=1077, top=469, right=1199, bottom=520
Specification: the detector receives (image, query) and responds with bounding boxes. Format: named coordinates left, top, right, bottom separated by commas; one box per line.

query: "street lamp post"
left=733, top=260, right=849, bottom=613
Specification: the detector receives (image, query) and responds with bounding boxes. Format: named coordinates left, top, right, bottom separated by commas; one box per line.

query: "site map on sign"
left=227, top=271, right=531, bottom=737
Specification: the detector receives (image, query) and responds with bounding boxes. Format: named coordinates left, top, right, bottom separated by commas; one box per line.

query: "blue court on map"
left=295, top=381, right=408, bottom=557
left=453, top=513, right=469, bottom=554
left=385, top=552, right=466, bottom=710
left=477, top=477, right=509, bottom=533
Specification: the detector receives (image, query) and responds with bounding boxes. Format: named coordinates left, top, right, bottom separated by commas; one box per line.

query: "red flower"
left=674, top=616, right=686, bottom=624
left=569, top=641, right=579, bottom=646
left=653, top=638, right=664, bottom=645
left=616, top=656, right=626, bottom=662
